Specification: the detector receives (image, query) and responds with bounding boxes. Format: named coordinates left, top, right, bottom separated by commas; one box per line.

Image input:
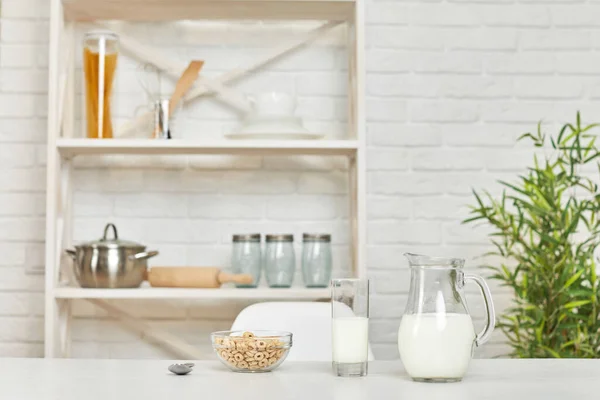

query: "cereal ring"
left=234, top=353, right=244, bottom=362
left=254, top=352, right=265, bottom=361
left=228, top=357, right=237, bottom=365
left=243, top=332, right=255, bottom=338
left=248, top=341, right=257, bottom=350
left=246, top=350, right=256, bottom=357
left=267, top=350, right=276, bottom=358
left=249, top=361, right=258, bottom=366
left=276, top=349, right=284, bottom=357
left=256, top=340, right=267, bottom=350
left=215, top=337, right=224, bottom=345
left=219, top=350, right=230, bottom=359
left=238, top=361, right=249, bottom=369
left=258, top=359, right=268, bottom=367
left=236, top=342, right=247, bottom=351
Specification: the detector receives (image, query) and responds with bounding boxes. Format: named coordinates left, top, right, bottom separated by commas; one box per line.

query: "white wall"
left=1, top=0, right=598, bottom=359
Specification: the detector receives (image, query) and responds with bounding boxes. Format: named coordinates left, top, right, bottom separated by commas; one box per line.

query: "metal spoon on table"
left=168, top=363, right=195, bottom=375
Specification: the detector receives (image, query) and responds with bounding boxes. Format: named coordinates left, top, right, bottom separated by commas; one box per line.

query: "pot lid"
left=77, top=223, right=145, bottom=249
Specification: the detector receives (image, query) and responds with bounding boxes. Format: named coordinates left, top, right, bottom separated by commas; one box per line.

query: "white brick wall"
left=1, top=0, right=597, bottom=360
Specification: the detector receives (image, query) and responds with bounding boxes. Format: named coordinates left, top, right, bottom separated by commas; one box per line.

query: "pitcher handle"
left=464, top=273, right=496, bottom=346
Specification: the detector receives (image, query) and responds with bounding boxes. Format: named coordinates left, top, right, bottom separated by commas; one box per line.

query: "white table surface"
left=0, top=358, right=598, bottom=399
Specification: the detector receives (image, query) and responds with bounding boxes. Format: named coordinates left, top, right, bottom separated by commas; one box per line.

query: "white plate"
left=225, top=132, right=325, bottom=140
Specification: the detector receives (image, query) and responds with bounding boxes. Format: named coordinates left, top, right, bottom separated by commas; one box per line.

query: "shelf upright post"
left=347, top=0, right=366, bottom=279
left=44, top=0, right=60, bottom=358
left=45, top=0, right=73, bottom=357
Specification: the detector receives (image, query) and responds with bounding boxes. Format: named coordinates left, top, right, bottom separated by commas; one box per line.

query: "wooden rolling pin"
left=147, top=267, right=253, bottom=288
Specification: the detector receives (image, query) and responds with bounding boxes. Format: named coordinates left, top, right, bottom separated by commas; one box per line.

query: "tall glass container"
left=331, top=279, right=370, bottom=377
left=231, top=234, right=262, bottom=288
left=264, top=234, right=295, bottom=288
left=301, top=233, right=332, bottom=288
left=83, top=31, right=119, bottom=139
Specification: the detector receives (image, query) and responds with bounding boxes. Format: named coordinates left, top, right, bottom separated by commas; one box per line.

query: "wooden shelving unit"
left=45, top=0, right=366, bottom=358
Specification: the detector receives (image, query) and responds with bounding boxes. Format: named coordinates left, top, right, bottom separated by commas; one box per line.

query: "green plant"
left=464, top=113, right=600, bottom=358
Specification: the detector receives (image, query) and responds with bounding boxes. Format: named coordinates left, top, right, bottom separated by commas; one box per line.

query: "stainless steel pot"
left=65, top=223, right=158, bottom=288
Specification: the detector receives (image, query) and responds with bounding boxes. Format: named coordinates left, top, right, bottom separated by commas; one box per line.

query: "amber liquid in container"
left=83, top=31, right=118, bottom=139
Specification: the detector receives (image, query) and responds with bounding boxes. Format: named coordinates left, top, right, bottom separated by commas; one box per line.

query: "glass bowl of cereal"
left=211, top=330, right=293, bottom=372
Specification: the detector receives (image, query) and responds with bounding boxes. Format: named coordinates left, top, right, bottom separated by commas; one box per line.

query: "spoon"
left=168, top=363, right=195, bottom=375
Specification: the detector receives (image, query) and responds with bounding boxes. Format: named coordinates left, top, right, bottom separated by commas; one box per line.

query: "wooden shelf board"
left=62, top=0, right=356, bottom=21
left=54, top=286, right=331, bottom=300
left=56, top=138, right=358, bottom=157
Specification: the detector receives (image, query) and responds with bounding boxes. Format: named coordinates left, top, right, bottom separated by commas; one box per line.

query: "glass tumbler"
left=265, top=234, right=295, bottom=288
left=231, top=234, right=262, bottom=288
left=302, top=233, right=332, bottom=288
left=83, top=30, right=119, bottom=139
left=331, top=279, right=370, bottom=377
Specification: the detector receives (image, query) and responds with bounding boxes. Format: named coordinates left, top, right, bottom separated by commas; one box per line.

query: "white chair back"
left=231, top=302, right=375, bottom=362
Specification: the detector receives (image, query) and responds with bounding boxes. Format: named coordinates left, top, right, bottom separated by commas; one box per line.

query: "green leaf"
left=541, top=346, right=562, bottom=358
left=499, top=180, right=531, bottom=197
left=518, top=133, right=536, bottom=142
left=562, top=269, right=584, bottom=291
left=557, top=124, right=569, bottom=145
left=462, top=215, right=486, bottom=224
left=563, top=300, right=592, bottom=310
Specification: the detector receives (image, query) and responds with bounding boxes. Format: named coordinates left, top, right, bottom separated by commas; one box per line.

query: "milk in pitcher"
left=398, top=313, right=475, bottom=381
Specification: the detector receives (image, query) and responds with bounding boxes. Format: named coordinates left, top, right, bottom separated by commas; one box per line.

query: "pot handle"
left=65, top=249, right=77, bottom=260
left=129, top=250, right=159, bottom=261
left=102, top=223, right=118, bottom=240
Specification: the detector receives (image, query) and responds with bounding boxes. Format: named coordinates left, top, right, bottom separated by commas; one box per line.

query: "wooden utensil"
left=169, top=60, right=204, bottom=115
left=147, top=267, right=253, bottom=288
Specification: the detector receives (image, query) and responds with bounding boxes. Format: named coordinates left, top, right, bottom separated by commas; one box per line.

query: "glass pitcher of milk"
left=398, top=253, right=495, bottom=382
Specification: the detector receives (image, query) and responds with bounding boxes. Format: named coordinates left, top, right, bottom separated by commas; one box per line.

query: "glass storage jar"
left=83, top=30, right=119, bottom=139
left=301, top=233, right=332, bottom=288
left=265, top=234, right=295, bottom=288
left=231, top=234, right=262, bottom=288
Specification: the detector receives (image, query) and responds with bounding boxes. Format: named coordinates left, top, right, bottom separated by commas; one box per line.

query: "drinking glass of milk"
left=398, top=253, right=495, bottom=383
left=331, top=278, right=369, bottom=377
